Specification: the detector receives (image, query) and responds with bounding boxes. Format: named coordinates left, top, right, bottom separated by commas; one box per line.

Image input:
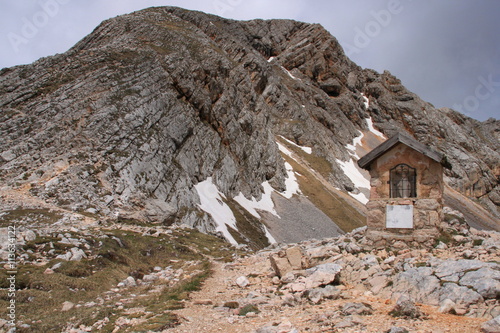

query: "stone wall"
left=365, top=143, right=444, bottom=248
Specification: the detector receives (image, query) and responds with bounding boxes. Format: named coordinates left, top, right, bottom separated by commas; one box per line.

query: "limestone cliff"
left=0, top=7, right=498, bottom=247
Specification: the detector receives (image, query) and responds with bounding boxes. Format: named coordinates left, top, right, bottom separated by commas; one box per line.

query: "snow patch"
left=346, top=131, right=364, bottom=158
left=279, top=136, right=312, bottom=154
left=349, top=191, right=369, bottom=205
left=281, top=66, right=299, bottom=80
left=263, top=225, right=277, bottom=244
left=336, top=158, right=370, bottom=204
left=361, top=93, right=370, bottom=109
left=281, top=162, right=301, bottom=199
left=194, top=177, right=238, bottom=245
left=233, top=182, right=279, bottom=219
left=361, top=93, right=385, bottom=139
left=277, top=142, right=293, bottom=157
left=268, top=56, right=275, bottom=62
left=366, top=117, right=385, bottom=139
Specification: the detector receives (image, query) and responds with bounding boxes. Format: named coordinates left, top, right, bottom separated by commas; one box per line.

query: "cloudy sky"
left=1, top=0, right=499, bottom=121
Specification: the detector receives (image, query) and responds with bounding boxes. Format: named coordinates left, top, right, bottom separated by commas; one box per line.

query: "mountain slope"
left=0, top=7, right=498, bottom=248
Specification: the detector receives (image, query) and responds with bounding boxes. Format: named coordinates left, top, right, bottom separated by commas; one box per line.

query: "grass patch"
left=23, top=235, right=77, bottom=257
left=139, top=261, right=212, bottom=313
left=0, top=228, right=240, bottom=332
left=435, top=230, right=454, bottom=246
left=125, top=312, right=180, bottom=332
left=170, top=228, right=246, bottom=262
left=473, top=239, right=483, bottom=247
left=278, top=137, right=332, bottom=179
left=239, top=304, right=260, bottom=316
left=35, top=72, right=74, bottom=96
left=58, top=260, right=94, bottom=277
left=116, top=217, right=156, bottom=227
left=0, top=208, right=63, bottom=227
left=444, top=213, right=466, bottom=225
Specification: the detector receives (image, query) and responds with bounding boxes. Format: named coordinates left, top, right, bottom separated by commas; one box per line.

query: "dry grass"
left=225, top=198, right=271, bottom=250
left=279, top=137, right=333, bottom=179
left=282, top=154, right=365, bottom=233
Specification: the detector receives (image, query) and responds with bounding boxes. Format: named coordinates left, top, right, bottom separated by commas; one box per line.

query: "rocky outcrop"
left=0, top=6, right=498, bottom=242
left=263, top=219, right=499, bottom=321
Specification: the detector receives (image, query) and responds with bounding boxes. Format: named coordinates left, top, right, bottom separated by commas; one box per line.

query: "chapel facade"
left=357, top=132, right=446, bottom=247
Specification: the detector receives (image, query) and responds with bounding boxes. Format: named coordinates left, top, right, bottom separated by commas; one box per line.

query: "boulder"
left=438, top=299, right=456, bottom=314
left=438, top=282, right=484, bottom=308
left=391, top=267, right=440, bottom=305
left=341, top=302, right=373, bottom=316
left=305, top=285, right=340, bottom=304
left=386, top=328, right=409, bottom=333
left=288, top=282, right=306, bottom=292
left=459, top=267, right=500, bottom=299
left=389, top=295, right=423, bottom=319
left=305, top=263, right=342, bottom=286
left=270, top=254, right=292, bottom=278
left=126, top=276, right=137, bottom=287
left=142, top=274, right=159, bottom=282
left=434, top=259, right=486, bottom=281
left=61, top=301, right=75, bottom=312
left=236, top=276, right=250, bottom=288
left=23, top=230, right=37, bottom=242
left=481, top=315, right=500, bottom=333
left=70, top=247, right=87, bottom=261
left=56, top=252, right=72, bottom=261
left=368, top=275, right=389, bottom=295
left=285, top=246, right=304, bottom=270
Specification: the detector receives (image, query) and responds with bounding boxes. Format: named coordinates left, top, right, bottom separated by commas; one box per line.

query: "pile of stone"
left=162, top=214, right=500, bottom=332
left=263, top=223, right=499, bottom=320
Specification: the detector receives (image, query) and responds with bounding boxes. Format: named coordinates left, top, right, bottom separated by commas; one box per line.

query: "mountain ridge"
left=0, top=6, right=498, bottom=248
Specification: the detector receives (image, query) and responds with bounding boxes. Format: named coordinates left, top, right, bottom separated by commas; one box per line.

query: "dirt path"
left=169, top=259, right=271, bottom=333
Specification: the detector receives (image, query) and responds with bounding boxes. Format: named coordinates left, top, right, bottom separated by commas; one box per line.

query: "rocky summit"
left=0, top=6, right=498, bottom=245
left=0, top=6, right=499, bottom=332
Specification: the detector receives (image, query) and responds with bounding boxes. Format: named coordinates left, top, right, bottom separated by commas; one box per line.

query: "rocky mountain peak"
left=0, top=6, right=498, bottom=248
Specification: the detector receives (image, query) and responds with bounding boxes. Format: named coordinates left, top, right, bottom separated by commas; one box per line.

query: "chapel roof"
left=357, top=132, right=444, bottom=170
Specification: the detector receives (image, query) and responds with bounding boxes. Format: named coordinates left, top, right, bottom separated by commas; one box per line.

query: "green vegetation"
left=0, top=208, right=63, bottom=227
left=434, top=229, right=455, bottom=246
left=444, top=213, right=466, bottom=225
left=473, top=239, right=483, bottom=247
left=0, top=228, right=244, bottom=332
left=238, top=304, right=260, bottom=316
left=35, top=72, right=75, bottom=96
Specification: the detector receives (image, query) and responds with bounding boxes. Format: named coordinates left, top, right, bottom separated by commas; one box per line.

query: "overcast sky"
left=1, top=0, right=498, bottom=121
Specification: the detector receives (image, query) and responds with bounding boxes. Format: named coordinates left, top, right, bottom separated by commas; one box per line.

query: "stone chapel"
left=357, top=132, right=447, bottom=247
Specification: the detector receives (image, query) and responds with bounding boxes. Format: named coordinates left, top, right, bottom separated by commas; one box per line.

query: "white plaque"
left=386, top=205, right=414, bottom=229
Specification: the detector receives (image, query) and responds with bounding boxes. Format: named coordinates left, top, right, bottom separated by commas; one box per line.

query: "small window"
left=390, top=164, right=416, bottom=198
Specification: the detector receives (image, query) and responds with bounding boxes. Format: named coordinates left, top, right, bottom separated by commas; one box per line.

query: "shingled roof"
left=357, top=132, right=444, bottom=170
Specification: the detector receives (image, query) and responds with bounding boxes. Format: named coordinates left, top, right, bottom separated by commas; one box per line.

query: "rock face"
left=0, top=7, right=498, bottom=244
